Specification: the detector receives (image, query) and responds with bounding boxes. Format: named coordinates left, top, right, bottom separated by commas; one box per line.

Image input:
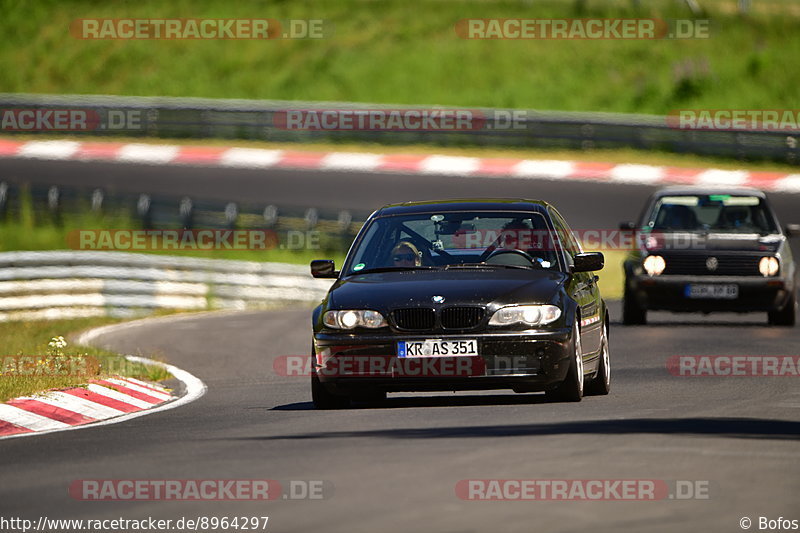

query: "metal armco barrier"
left=0, top=251, right=333, bottom=322
left=0, top=93, right=796, bottom=163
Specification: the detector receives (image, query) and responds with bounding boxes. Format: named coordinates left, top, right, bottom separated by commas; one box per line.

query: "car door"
left=549, top=208, right=603, bottom=358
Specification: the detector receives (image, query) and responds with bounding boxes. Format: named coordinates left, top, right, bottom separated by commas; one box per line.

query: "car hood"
left=644, top=232, right=785, bottom=253
left=327, top=269, right=567, bottom=310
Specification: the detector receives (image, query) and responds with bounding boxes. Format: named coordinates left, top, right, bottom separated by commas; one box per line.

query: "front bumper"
left=313, top=328, right=573, bottom=394
left=628, top=275, right=792, bottom=312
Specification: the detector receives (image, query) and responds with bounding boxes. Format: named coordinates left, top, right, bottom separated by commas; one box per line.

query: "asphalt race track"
left=5, top=157, right=800, bottom=226
left=1, top=159, right=799, bottom=532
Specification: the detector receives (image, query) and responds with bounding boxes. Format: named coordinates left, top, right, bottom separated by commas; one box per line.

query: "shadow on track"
left=272, top=393, right=551, bottom=412
left=613, top=320, right=774, bottom=327
left=238, top=417, right=800, bottom=442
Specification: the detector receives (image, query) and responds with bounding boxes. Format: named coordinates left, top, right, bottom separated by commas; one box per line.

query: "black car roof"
left=652, top=186, right=767, bottom=198
left=375, top=198, right=553, bottom=216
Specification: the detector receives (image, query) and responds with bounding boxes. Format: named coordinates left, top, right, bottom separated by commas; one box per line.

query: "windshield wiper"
left=350, top=266, right=437, bottom=275
left=443, top=263, right=535, bottom=271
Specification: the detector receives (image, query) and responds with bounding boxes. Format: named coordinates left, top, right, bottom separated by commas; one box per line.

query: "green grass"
left=594, top=249, right=626, bottom=300
left=0, top=317, right=171, bottom=402
left=1, top=0, right=798, bottom=115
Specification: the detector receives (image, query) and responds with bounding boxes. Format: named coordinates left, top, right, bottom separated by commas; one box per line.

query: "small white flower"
left=47, top=336, right=68, bottom=356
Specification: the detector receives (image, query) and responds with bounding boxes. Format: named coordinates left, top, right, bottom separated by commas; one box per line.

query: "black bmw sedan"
left=621, top=187, right=798, bottom=326
left=309, top=199, right=610, bottom=408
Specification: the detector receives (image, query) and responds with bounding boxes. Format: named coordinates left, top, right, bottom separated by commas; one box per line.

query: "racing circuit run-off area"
left=0, top=2, right=799, bottom=533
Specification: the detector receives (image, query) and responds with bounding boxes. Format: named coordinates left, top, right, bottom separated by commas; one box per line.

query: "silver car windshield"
left=647, top=195, right=778, bottom=234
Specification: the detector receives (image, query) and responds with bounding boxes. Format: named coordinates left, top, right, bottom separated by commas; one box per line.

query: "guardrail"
left=0, top=93, right=796, bottom=164
left=0, top=180, right=367, bottom=247
left=0, top=251, right=333, bottom=322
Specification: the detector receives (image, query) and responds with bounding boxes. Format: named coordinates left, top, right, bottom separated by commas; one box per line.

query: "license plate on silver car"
left=684, top=284, right=739, bottom=299
left=397, top=339, right=478, bottom=358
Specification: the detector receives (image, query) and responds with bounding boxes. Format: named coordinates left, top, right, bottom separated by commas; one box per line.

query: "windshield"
left=343, top=211, right=563, bottom=275
left=646, top=195, right=778, bottom=234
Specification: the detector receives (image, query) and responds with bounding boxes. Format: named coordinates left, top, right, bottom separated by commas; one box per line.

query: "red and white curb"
left=1, top=139, right=799, bottom=193
left=0, top=352, right=206, bottom=440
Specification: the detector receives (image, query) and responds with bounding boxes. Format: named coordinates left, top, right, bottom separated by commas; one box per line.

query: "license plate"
left=397, top=339, right=478, bottom=358
left=684, top=284, right=739, bottom=299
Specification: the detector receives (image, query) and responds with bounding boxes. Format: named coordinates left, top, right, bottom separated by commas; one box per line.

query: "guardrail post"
left=91, top=188, right=104, bottom=213
left=137, top=194, right=152, bottom=230
left=337, top=210, right=352, bottom=234
left=0, top=182, right=8, bottom=221
left=738, top=0, right=750, bottom=13
left=787, top=136, right=798, bottom=165
left=304, top=208, right=319, bottom=230
left=263, top=205, right=278, bottom=228
left=224, top=202, right=238, bottom=229
left=47, top=186, right=62, bottom=226
left=337, top=209, right=353, bottom=251
left=180, top=197, right=194, bottom=229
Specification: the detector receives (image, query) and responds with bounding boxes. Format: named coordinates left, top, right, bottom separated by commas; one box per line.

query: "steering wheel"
left=483, top=248, right=537, bottom=267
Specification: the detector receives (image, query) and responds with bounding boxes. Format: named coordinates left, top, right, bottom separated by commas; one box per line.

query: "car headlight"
left=488, top=305, right=561, bottom=326
left=323, top=310, right=387, bottom=329
left=758, top=256, right=779, bottom=277
left=643, top=254, right=666, bottom=276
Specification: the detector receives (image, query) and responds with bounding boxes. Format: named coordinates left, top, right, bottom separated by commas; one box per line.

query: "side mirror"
left=573, top=252, right=604, bottom=273
left=311, top=259, right=338, bottom=279
left=619, top=221, right=636, bottom=230
left=785, top=224, right=800, bottom=237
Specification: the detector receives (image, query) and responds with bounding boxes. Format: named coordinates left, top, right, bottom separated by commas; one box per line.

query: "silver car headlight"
left=758, top=256, right=779, bottom=277
left=488, top=305, right=561, bottom=326
left=323, top=310, right=387, bottom=329
left=643, top=254, right=666, bottom=276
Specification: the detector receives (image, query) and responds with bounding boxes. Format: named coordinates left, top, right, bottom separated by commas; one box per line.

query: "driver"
left=498, top=219, right=531, bottom=250
left=492, top=219, right=551, bottom=268
left=390, top=241, right=423, bottom=267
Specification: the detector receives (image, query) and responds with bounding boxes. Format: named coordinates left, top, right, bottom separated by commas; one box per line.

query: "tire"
left=622, top=280, right=647, bottom=325
left=546, top=319, right=584, bottom=402
left=768, top=291, right=796, bottom=327
left=311, top=372, right=350, bottom=409
left=585, top=323, right=611, bottom=396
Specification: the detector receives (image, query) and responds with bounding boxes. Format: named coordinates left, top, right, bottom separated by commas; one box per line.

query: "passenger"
left=390, top=241, right=422, bottom=267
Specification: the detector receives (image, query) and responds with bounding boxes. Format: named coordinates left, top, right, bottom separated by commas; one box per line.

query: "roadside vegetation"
left=0, top=188, right=349, bottom=265
left=0, top=318, right=171, bottom=402
left=2, top=0, right=798, bottom=114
